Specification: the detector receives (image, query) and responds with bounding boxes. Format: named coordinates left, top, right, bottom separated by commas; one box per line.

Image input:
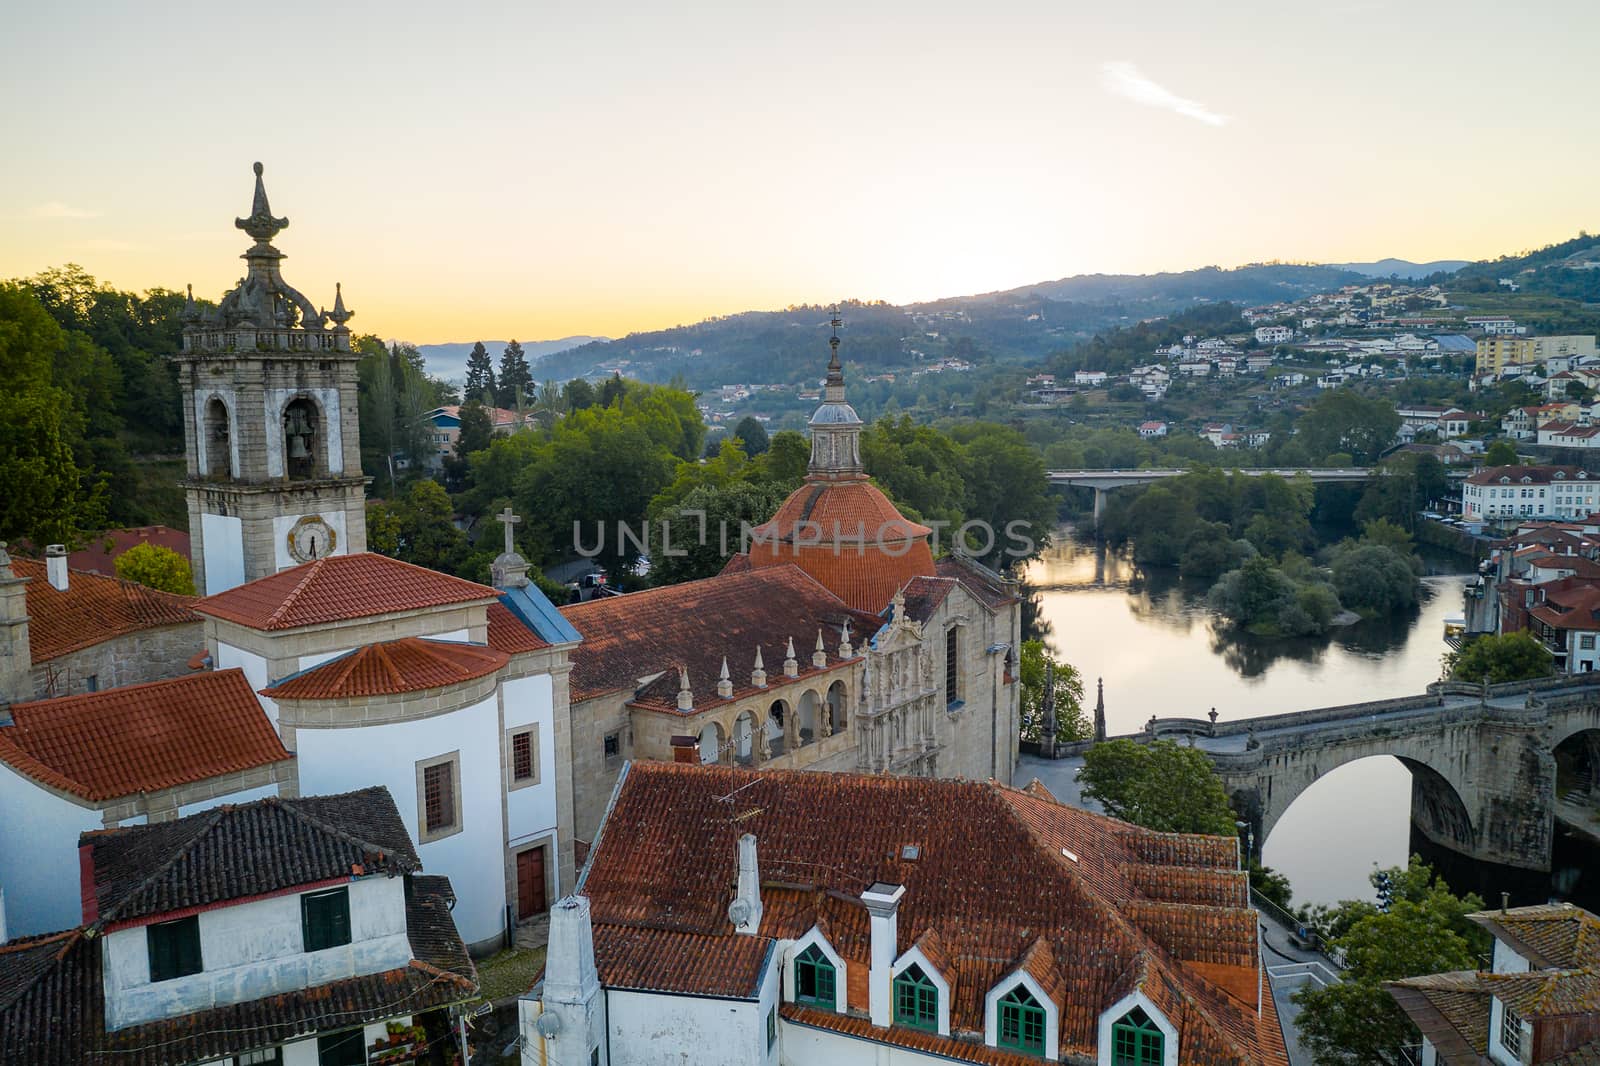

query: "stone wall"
left=30, top=621, right=204, bottom=700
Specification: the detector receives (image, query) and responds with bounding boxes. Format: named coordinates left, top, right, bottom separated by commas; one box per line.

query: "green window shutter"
left=147, top=916, right=202, bottom=982
left=795, top=945, right=837, bottom=1010
left=1111, top=1007, right=1164, bottom=1066
left=302, top=888, right=352, bottom=952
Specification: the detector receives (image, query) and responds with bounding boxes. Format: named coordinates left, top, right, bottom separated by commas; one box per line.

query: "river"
left=1023, top=527, right=1470, bottom=907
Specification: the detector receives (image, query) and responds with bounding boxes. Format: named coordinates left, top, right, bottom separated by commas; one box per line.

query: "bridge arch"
left=1554, top=727, right=1600, bottom=798
left=1233, top=740, right=1478, bottom=862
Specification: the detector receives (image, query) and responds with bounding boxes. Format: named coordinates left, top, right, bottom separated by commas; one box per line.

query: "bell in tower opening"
left=175, top=162, right=370, bottom=594
left=283, top=398, right=320, bottom=480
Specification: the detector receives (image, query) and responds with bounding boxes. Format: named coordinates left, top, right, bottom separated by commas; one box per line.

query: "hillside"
left=536, top=264, right=1369, bottom=388
left=1333, top=258, right=1470, bottom=279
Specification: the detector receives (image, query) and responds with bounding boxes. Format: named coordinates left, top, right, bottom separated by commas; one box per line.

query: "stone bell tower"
left=176, top=162, right=368, bottom=595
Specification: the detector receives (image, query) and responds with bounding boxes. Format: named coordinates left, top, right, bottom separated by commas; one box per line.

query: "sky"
left=3, top=1, right=1596, bottom=344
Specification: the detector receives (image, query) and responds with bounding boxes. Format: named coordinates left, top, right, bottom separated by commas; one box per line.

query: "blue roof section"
left=500, top=585, right=583, bottom=646
left=1432, top=334, right=1477, bottom=352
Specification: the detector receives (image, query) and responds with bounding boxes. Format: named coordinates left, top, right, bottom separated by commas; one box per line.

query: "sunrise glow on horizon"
left=4, top=1, right=1597, bottom=344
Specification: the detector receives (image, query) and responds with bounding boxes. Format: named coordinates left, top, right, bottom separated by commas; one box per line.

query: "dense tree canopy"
left=464, top=341, right=496, bottom=405
left=497, top=340, right=533, bottom=408
left=1448, top=631, right=1555, bottom=684
left=1077, top=738, right=1238, bottom=836
left=1294, top=858, right=1488, bottom=1066
left=1018, top=640, right=1089, bottom=742
left=732, top=415, right=770, bottom=456
left=113, top=542, right=195, bottom=595
left=1295, top=390, right=1402, bottom=465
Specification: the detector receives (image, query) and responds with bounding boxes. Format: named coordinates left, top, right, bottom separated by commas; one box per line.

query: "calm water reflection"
left=1024, top=528, right=1470, bottom=906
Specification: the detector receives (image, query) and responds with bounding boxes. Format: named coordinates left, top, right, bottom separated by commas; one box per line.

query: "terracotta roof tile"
left=261, top=638, right=507, bottom=700
left=10, top=558, right=197, bottom=662
left=0, top=670, right=288, bottom=801
left=193, top=553, right=496, bottom=631
left=746, top=480, right=938, bottom=612
left=1471, top=902, right=1600, bottom=969
left=0, top=879, right=475, bottom=1066
left=593, top=923, right=772, bottom=998
left=561, top=566, right=878, bottom=704
left=64, top=526, right=191, bottom=578
left=934, top=555, right=1019, bottom=611
left=580, top=762, right=1286, bottom=1065
left=487, top=599, right=551, bottom=654
left=82, top=786, right=422, bottom=924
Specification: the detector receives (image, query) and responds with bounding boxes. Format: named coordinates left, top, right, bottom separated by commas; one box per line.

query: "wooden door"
left=517, top=847, right=547, bottom=919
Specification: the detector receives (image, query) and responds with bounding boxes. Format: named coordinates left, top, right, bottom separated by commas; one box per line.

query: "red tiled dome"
left=747, top=480, right=935, bottom=612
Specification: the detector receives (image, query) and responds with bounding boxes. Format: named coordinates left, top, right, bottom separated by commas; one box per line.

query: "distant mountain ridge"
left=414, top=337, right=606, bottom=382
left=1332, top=258, right=1471, bottom=279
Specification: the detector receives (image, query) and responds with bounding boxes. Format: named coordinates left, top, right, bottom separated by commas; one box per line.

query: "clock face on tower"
left=286, top=515, right=337, bottom=564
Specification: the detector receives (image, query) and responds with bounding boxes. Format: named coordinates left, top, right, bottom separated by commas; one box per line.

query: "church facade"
left=0, top=165, right=1023, bottom=955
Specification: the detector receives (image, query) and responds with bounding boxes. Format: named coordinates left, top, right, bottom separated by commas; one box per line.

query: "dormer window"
left=998, top=985, right=1046, bottom=1054
left=795, top=944, right=836, bottom=1009
left=894, top=964, right=939, bottom=1031
left=1112, top=1007, right=1164, bottom=1066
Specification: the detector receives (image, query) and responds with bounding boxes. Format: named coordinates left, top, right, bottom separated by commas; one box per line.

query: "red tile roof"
left=10, top=558, right=197, bottom=663
left=194, top=553, right=497, bottom=631
left=65, top=526, right=191, bottom=578
left=746, top=480, right=938, bottom=612
left=0, top=670, right=288, bottom=802
left=579, top=763, right=1286, bottom=1066
left=487, top=600, right=550, bottom=654
left=261, top=638, right=507, bottom=700
left=561, top=566, right=879, bottom=705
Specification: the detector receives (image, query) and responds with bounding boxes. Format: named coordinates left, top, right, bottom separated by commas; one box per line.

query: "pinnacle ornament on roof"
left=327, top=282, right=354, bottom=329
left=235, top=162, right=289, bottom=244
left=717, top=657, right=733, bottom=699
left=752, top=646, right=767, bottom=688
left=783, top=637, right=799, bottom=678
left=812, top=629, right=828, bottom=669
left=839, top=619, right=853, bottom=658
left=678, top=666, right=694, bottom=711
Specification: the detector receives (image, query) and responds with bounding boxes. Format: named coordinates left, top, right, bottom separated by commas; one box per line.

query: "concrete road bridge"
left=1047, top=468, right=1376, bottom=528
left=1116, top=675, right=1600, bottom=873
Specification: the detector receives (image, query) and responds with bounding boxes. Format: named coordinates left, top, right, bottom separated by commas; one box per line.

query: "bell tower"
left=176, top=162, right=368, bottom=595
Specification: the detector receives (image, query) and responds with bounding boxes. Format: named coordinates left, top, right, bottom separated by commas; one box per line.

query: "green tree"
left=1483, top=439, right=1520, bottom=467
left=597, top=373, right=626, bottom=408
left=1017, top=640, right=1089, bottom=741
left=953, top=422, right=1055, bottom=566
left=1330, top=543, right=1418, bottom=616
left=497, top=340, right=533, bottom=408
left=648, top=480, right=789, bottom=585
left=1077, top=738, right=1238, bottom=836
left=454, top=401, right=494, bottom=458
left=1448, top=631, right=1554, bottom=683
left=1294, top=857, right=1488, bottom=1066
left=0, top=283, right=107, bottom=545
left=113, top=542, right=195, bottom=595
left=369, top=479, right=468, bottom=575
left=1296, top=391, right=1401, bottom=464
left=357, top=338, right=434, bottom=496
left=750, top=430, right=809, bottom=488
left=732, top=416, right=770, bottom=456
left=463, top=341, right=497, bottom=405
left=562, top=377, right=597, bottom=412
left=861, top=416, right=968, bottom=529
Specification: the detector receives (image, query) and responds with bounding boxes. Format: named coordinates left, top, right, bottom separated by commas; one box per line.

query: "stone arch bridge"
left=1139, top=676, right=1600, bottom=872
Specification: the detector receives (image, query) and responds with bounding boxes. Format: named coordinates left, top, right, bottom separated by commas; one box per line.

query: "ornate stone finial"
left=717, top=657, right=733, bottom=699
left=783, top=637, right=799, bottom=678
left=752, top=646, right=767, bottom=688
left=827, top=306, right=843, bottom=376
left=812, top=629, right=828, bottom=669
left=235, top=161, right=289, bottom=243
left=677, top=666, right=694, bottom=711
left=890, top=586, right=906, bottom=619
left=839, top=619, right=853, bottom=658
left=180, top=283, right=200, bottom=324
left=1094, top=678, right=1107, bottom=742
left=328, top=282, right=354, bottom=328
left=0, top=542, right=12, bottom=578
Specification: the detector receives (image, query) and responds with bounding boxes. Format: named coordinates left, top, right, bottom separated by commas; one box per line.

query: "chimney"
left=729, top=833, right=763, bottom=935
left=45, top=545, right=68, bottom=592
left=0, top=544, right=33, bottom=707
left=860, top=881, right=906, bottom=1027
left=532, top=895, right=605, bottom=1066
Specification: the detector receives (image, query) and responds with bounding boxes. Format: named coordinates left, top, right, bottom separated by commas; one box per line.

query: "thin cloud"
left=31, top=201, right=99, bottom=219
left=1100, top=61, right=1229, bottom=127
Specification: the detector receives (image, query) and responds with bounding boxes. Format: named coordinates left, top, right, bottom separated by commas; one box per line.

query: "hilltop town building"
left=1461, top=466, right=1598, bottom=524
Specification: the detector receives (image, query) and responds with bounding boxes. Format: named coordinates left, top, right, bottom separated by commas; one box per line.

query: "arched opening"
left=698, top=721, right=724, bottom=765
left=1555, top=728, right=1600, bottom=800
left=203, top=397, right=232, bottom=478
left=733, top=711, right=756, bottom=767
left=282, top=397, right=324, bottom=480
left=766, top=699, right=790, bottom=758
left=827, top=680, right=848, bottom=734
left=797, top=690, right=820, bottom=746
left=1261, top=754, right=1470, bottom=908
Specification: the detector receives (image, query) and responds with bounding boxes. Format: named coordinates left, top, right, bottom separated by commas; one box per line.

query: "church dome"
left=744, top=310, right=936, bottom=612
